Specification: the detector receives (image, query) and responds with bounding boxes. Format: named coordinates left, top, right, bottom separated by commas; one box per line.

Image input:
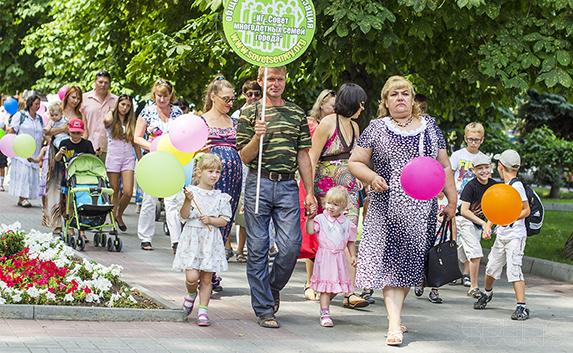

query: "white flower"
left=0, top=280, right=7, bottom=290
left=0, top=297, right=5, bottom=305
left=26, top=287, right=40, bottom=298
left=64, top=293, right=74, bottom=302
left=11, top=293, right=22, bottom=303
left=85, top=293, right=100, bottom=303
left=128, top=295, right=137, bottom=304
left=45, top=291, right=56, bottom=301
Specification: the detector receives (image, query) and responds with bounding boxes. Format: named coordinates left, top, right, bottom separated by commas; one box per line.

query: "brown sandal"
left=257, top=316, right=280, bottom=329
left=140, top=242, right=153, bottom=251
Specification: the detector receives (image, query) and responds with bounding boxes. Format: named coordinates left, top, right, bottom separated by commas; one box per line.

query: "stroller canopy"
left=66, top=154, right=108, bottom=185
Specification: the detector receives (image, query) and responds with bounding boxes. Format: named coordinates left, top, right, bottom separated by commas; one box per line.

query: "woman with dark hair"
left=7, top=93, right=44, bottom=207
left=134, top=79, right=183, bottom=250
left=308, top=83, right=368, bottom=309
left=104, top=94, right=141, bottom=231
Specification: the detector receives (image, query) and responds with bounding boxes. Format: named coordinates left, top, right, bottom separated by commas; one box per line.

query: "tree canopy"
left=2, top=0, right=572, bottom=125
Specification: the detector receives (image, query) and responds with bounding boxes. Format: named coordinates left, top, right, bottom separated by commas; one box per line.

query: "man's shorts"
left=486, top=236, right=526, bottom=282
left=456, top=216, right=483, bottom=262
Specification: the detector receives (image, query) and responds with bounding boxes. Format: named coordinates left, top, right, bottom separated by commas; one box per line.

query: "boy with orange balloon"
left=458, top=154, right=498, bottom=298
left=474, top=149, right=531, bottom=321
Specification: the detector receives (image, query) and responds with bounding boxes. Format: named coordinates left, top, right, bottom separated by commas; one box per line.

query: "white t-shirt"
left=450, top=148, right=488, bottom=194
left=495, top=180, right=528, bottom=239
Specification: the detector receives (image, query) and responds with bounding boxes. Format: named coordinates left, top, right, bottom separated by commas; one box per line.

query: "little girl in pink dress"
left=306, top=186, right=357, bottom=327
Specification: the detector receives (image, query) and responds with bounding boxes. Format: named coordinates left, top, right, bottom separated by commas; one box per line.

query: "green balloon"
left=0, top=129, right=5, bottom=140
left=135, top=151, right=185, bottom=198
left=13, top=134, right=36, bottom=159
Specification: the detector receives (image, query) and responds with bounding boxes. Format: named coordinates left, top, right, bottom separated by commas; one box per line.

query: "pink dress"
left=310, top=212, right=357, bottom=293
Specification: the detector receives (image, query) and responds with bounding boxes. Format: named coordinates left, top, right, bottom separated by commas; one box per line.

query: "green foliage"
left=8, top=0, right=573, bottom=124
left=518, top=89, right=573, bottom=139
left=520, top=126, right=573, bottom=191
left=0, top=230, right=25, bottom=257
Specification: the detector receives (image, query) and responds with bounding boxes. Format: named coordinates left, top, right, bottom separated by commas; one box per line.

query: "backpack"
left=9, top=111, right=44, bottom=128
left=509, top=178, right=544, bottom=236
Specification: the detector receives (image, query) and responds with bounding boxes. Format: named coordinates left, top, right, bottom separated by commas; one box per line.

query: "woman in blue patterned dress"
left=349, top=76, right=457, bottom=346
left=201, top=77, right=242, bottom=261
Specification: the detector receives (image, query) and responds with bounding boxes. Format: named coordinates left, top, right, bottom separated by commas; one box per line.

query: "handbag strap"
left=436, top=217, right=453, bottom=245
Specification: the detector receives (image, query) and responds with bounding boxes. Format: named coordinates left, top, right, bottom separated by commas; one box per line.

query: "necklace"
left=391, top=116, right=414, bottom=128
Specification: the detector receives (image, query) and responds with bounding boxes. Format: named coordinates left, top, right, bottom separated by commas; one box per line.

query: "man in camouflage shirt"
left=237, top=66, right=317, bottom=329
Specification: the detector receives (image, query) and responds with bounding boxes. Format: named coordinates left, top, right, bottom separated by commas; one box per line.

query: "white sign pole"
left=254, top=66, right=268, bottom=214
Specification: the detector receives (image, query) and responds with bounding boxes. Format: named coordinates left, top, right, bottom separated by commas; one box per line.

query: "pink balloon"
left=58, top=86, right=69, bottom=101
left=38, top=102, right=47, bottom=115
left=0, top=134, right=17, bottom=158
left=400, top=156, right=445, bottom=200
left=40, top=112, right=49, bottom=126
left=149, top=135, right=163, bottom=152
left=169, top=114, right=209, bottom=153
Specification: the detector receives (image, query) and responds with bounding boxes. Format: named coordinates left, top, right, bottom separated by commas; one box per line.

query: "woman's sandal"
left=257, top=316, right=280, bottom=329
left=304, top=286, right=318, bottom=301
left=236, top=253, right=247, bottom=263
left=385, top=330, right=403, bottom=346
left=140, top=242, right=153, bottom=251
left=400, top=323, right=408, bottom=333
left=343, top=293, right=369, bottom=309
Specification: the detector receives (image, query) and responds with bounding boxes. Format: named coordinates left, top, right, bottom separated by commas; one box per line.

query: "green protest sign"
left=223, top=0, right=316, bottom=67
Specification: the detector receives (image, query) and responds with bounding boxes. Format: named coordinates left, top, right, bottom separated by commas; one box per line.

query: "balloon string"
left=192, top=197, right=212, bottom=231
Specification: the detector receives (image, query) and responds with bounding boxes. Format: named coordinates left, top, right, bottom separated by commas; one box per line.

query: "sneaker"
left=511, top=305, right=530, bottom=320
left=474, top=291, right=493, bottom=310
left=448, top=279, right=458, bottom=286
left=414, top=285, right=424, bottom=297
left=467, top=287, right=481, bottom=298
left=211, top=274, right=223, bottom=292
left=428, top=288, right=443, bottom=304
left=182, top=295, right=196, bottom=316
left=462, top=274, right=471, bottom=287
left=320, top=311, right=334, bottom=327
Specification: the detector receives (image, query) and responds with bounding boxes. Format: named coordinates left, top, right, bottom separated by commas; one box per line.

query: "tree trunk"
left=563, top=231, right=573, bottom=260
left=549, top=183, right=561, bottom=199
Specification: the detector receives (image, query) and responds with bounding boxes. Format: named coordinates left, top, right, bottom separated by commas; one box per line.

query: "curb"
left=0, top=304, right=187, bottom=321
left=544, top=202, right=573, bottom=211
left=483, top=248, right=573, bottom=283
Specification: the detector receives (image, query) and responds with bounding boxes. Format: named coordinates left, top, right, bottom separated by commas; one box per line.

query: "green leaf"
left=556, top=50, right=571, bottom=66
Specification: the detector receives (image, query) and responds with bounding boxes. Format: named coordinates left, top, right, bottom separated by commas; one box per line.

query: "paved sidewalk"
left=1, top=191, right=573, bottom=353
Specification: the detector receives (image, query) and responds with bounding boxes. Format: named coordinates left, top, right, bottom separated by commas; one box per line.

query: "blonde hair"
left=308, top=89, right=335, bottom=121
left=257, top=66, right=287, bottom=79
left=464, top=122, right=485, bottom=136
left=324, top=186, right=349, bottom=208
left=203, top=77, right=234, bottom=112
left=152, top=79, right=176, bottom=103
left=48, top=102, right=62, bottom=114
left=378, top=75, right=421, bottom=118
left=193, top=153, right=222, bottom=184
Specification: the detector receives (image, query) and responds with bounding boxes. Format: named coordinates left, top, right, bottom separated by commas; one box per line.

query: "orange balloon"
left=481, top=184, right=522, bottom=226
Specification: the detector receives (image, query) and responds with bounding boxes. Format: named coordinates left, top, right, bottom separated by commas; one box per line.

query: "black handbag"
left=425, top=218, right=462, bottom=287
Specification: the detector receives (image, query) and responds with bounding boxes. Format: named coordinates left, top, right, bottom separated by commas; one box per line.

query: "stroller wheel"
left=163, top=222, right=170, bottom=236
left=114, top=237, right=123, bottom=252
left=106, top=237, right=114, bottom=252
left=77, top=236, right=85, bottom=252
left=69, top=235, right=76, bottom=249
left=94, top=233, right=101, bottom=247
left=100, top=233, right=107, bottom=248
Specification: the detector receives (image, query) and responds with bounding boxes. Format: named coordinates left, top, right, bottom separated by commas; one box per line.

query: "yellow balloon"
left=157, top=134, right=195, bottom=165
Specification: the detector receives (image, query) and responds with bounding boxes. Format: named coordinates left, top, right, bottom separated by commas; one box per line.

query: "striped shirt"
left=237, top=101, right=311, bottom=174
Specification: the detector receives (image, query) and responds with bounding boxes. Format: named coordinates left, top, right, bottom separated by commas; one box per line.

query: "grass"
left=533, top=187, right=573, bottom=204
left=481, top=210, right=573, bottom=265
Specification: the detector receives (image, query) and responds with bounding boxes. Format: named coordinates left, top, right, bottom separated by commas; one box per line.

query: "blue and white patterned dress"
left=355, top=116, right=447, bottom=289
left=9, top=111, right=44, bottom=199
left=203, top=117, right=242, bottom=243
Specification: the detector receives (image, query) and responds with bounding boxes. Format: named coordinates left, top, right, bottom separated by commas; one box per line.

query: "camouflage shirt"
left=237, top=101, right=311, bottom=174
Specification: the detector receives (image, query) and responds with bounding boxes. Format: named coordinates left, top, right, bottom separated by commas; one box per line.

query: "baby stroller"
left=61, top=153, right=122, bottom=252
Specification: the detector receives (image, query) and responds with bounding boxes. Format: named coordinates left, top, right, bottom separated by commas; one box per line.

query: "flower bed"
left=0, top=223, right=161, bottom=308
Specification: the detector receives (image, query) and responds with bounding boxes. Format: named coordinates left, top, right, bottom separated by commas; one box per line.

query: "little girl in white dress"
left=306, top=186, right=357, bottom=327
left=172, top=153, right=232, bottom=326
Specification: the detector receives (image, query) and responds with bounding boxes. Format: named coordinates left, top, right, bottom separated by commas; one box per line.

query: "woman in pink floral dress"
left=309, top=83, right=367, bottom=309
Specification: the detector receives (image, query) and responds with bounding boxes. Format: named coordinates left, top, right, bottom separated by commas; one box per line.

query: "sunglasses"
left=245, top=90, right=261, bottom=98
left=156, top=79, right=173, bottom=90
left=217, top=95, right=236, bottom=104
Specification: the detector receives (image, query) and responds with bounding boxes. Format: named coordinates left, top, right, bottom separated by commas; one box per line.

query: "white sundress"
left=172, top=186, right=232, bottom=273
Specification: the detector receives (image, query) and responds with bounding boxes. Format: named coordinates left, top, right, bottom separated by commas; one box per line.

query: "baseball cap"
left=68, top=118, right=85, bottom=133
left=472, top=154, right=491, bottom=167
left=494, top=149, right=521, bottom=169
